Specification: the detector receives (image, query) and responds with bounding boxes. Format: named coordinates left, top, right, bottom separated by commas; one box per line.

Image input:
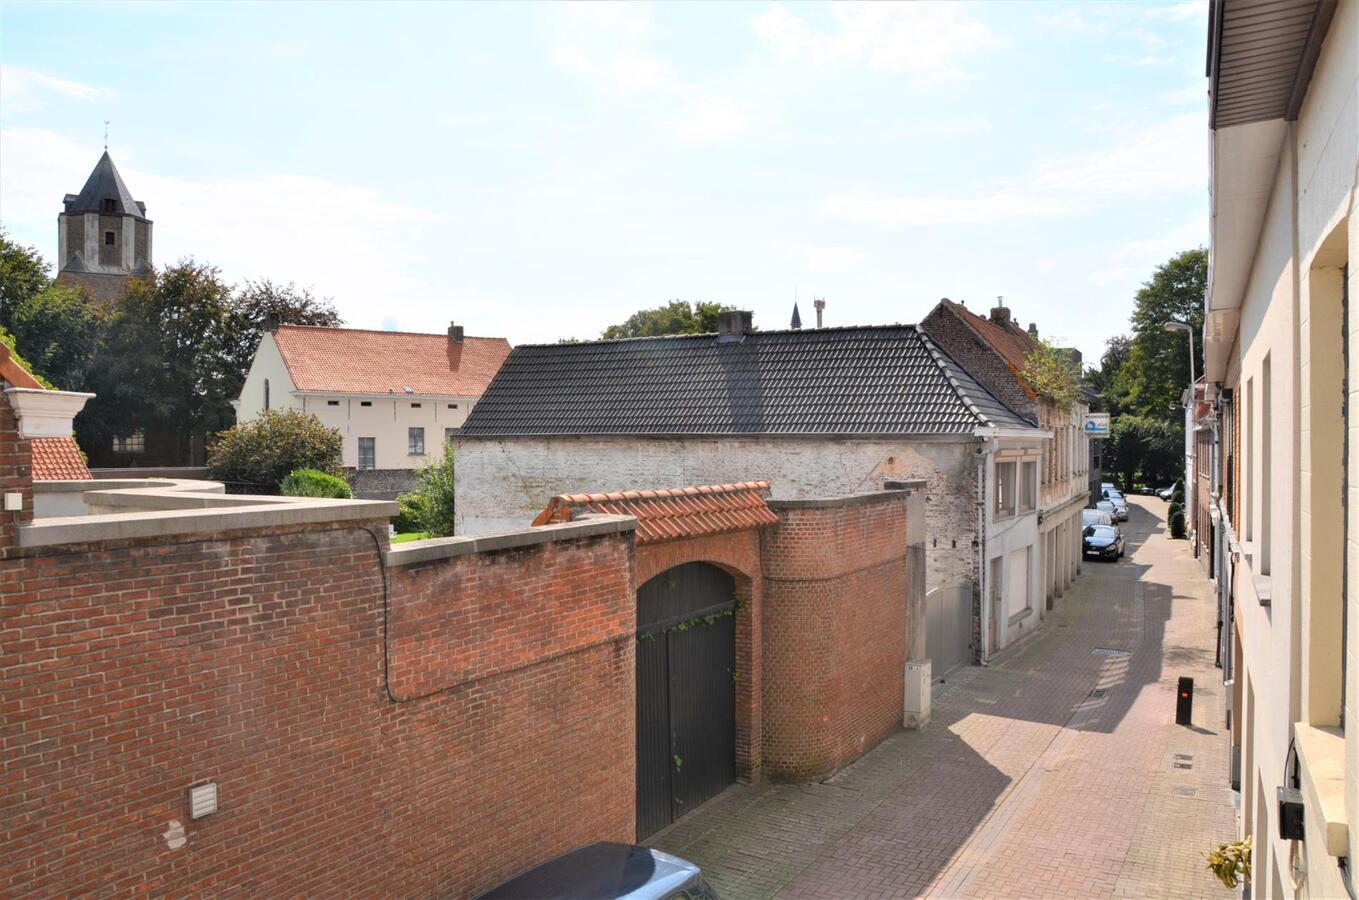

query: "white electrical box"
left=904, top=658, right=932, bottom=729
left=187, top=782, right=218, bottom=819
left=3, top=493, right=21, bottom=512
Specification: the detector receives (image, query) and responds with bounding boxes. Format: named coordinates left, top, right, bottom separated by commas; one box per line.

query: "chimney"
left=717, top=310, right=753, bottom=341
left=989, top=297, right=1010, bottom=326
left=263, top=313, right=280, bottom=333
left=1027, top=322, right=1038, bottom=338
left=448, top=322, right=465, bottom=343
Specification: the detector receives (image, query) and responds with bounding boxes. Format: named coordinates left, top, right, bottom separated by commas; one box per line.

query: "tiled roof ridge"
left=555, top=480, right=771, bottom=504
left=513, top=323, right=921, bottom=350
left=914, top=327, right=989, bottom=427
left=940, top=299, right=1038, bottom=390
left=274, top=323, right=509, bottom=342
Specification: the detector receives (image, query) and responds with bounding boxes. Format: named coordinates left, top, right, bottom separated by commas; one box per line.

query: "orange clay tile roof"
left=942, top=299, right=1042, bottom=389
left=272, top=325, right=512, bottom=396
left=31, top=437, right=91, bottom=481
left=533, top=481, right=780, bottom=545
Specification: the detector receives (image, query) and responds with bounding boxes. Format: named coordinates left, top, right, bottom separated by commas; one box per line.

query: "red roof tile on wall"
left=272, top=325, right=511, bottom=396
left=31, top=438, right=91, bottom=481
left=534, top=481, right=780, bottom=545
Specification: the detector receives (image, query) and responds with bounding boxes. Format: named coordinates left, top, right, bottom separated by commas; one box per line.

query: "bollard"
left=1176, top=676, right=1194, bottom=725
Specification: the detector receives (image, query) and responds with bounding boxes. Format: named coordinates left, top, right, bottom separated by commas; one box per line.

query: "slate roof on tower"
left=63, top=151, right=148, bottom=219
left=460, top=324, right=1034, bottom=436
left=271, top=325, right=511, bottom=396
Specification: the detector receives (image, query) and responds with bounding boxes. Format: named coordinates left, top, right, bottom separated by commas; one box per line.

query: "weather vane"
left=103, top=120, right=109, bottom=150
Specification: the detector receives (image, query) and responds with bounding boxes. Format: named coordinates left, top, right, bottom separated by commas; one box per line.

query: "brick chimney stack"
left=448, top=322, right=465, bottom=343
left=989, top=297, right=1010, bottom=326
left=717, top=310, right=753, bottom=340
left=1028, top=322, right=1038, bottom=338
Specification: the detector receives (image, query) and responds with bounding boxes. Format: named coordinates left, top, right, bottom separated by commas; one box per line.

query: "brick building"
left=2, top=341, right=927, bottom=895
left=921, top=299, right=1092, bottom=612
left=456, top=312, right=1050, bottom=672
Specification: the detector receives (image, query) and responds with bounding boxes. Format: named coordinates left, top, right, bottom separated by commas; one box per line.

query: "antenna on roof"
left=103, top=120, right=110, bottom=151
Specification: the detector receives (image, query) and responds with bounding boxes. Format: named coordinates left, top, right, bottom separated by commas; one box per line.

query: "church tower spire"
left=56, top=150, right=153, bottom=303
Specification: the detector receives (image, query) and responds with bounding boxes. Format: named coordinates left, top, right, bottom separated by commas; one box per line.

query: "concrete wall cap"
left=33, top=478, right=226, bottom=495
left=19, top=498, right=399, bottom=548
left=385, top=515, right=637, bottom=567
left=4, top=387, right=96, bottom=438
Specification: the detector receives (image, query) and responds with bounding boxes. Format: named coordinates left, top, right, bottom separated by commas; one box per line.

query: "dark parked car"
left=1083, top=524, right=1125, bottom=560
left=477, top=843, right=719, bottom=900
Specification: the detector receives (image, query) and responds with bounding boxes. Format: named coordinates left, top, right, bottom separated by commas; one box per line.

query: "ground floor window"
left=358, top=437, right=375, bottom=470
left=112, top=431, right=145, bottom=453
left=408, top=427, right=425, bottom=456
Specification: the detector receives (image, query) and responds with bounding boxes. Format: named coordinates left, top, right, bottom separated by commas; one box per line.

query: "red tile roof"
left=31, top=437, right=91, bottom=481
left=942, top=299, right=1042, bottom=392
left=272, top=325, right=511, bottom=396
left=533, top=481, right=780, bottom=545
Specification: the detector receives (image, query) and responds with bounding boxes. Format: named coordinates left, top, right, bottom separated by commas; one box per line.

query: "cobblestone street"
left=651, top=496, right=1237, bottom=899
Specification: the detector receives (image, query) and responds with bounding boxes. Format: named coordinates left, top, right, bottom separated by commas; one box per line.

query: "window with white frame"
left=408, top=427, right=425, bottom=456
left=357, top=437, right=375, bottom=470
left=1020, top=461, right=1037, bottom=512
left=995, top=460, right=1017, bottom=518
left=112, top=431, right=145, bottom=453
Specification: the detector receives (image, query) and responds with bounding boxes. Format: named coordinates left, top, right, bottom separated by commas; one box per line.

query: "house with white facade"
left=921, top=299, right=1092, bottom=611
left=235, top=322, right=510, bottom=497
left=455, top=311, right=1052, bottom=675
left=1202, top=0, right=1357, bottom=896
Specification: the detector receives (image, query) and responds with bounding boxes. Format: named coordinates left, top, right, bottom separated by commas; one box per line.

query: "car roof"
left=1088, top=524, right=1119, bottom=535
left=476, top=843, right=703, bottom=900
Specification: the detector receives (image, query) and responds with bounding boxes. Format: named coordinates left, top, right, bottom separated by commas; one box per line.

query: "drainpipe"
left=976, top=436, right=997, bottom=665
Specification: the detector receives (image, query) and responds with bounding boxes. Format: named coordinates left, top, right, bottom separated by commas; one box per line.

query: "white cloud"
left=0, top=66, right=112, bottom=114
left=1160, top=85, right=1207, bottom=106
left=822, top=113, right=1207, bottom=228
left=1089, top=217, right=1206, bottom=284
left=0, top=126, right=437, bottom=328
left=673, top=97, right=750, bottom=143
left=750, top=2, right=999, bottom=83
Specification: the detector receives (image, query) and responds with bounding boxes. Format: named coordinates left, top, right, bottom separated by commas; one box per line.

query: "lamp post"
left=1164, top=321, right=1197, bottom=405
left=1165, top=320, right=1198, bottom=548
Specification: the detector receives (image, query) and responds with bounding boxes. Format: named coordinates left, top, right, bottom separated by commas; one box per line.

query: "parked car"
left=1082, top=524, right=1125, bottom=560
left=477, top=843, right=719, bottom=900
left=1156, top=484, right=1178, bottom=501
left=1082, top=508, right=1114, bottom=527
left=1104, top=490, right=1129, bottom=522
left=1095, top=499, right=1117, bottom=518
left=1101, top=482, right=1118, bottom=497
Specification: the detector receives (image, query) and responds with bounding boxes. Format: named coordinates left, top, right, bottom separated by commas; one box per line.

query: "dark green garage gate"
left=635, top=562, right=737, bottom=840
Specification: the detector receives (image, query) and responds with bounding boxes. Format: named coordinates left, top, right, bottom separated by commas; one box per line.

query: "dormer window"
left=102, top=198, right=116, bottom=213
left=104, top=231, right=115, bottom=246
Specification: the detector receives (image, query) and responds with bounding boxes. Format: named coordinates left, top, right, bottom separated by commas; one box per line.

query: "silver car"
left=1104, top=490, right=1129, bottom=522
left=1082, top=508, right=1114, bottom=527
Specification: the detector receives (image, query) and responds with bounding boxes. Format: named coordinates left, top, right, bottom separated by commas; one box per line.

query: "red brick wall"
left=637, top=531, right=764, bottom=782
left=760, top=494, right=910, bottom=780
left=0, top=396, right=33, bottom=557
left=1, top=522, right=635, bottom=898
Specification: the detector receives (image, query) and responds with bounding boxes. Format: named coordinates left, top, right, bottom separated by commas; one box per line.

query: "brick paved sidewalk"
left=651, top=497, right=1236, bottom=899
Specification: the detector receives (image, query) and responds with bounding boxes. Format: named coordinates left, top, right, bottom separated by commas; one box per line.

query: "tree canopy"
left=0, top=231, right=51, bottom=331
left=601, top=300, right=736, bottom=339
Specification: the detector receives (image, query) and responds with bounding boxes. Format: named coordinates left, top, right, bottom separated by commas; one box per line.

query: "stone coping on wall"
left=33, top=477, right=227, bottom=496
left=385, top=515, right=637, bottom=567
left=766, top=485, right=924, bottom=510
left=20, top=478, right=398, bottom=548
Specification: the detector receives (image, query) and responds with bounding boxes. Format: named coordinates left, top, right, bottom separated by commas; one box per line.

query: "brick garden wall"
left=760, top=493, right=911, bottom=780
left=0, top=396, right=33, bottom=558
left=1, top=519, right=636, bottom=898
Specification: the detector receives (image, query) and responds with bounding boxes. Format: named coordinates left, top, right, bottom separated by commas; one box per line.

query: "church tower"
left=56, top=151, right=153, bottom=303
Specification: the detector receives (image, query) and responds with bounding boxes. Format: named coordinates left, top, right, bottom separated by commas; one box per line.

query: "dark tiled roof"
left=461, top=325, right=1034, bottom=437
left=64, top=152, right=147, bottom=219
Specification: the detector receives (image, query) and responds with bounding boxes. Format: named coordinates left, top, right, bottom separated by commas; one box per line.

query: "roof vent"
left=448, top=322, right=464, bottom=343
left=717, top=310, right=753, bottom=342
left=1027, top=322, right=1038, bottom=338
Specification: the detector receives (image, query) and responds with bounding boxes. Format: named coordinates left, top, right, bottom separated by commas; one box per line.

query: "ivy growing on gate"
left=636, top=607, right=735, bottom=642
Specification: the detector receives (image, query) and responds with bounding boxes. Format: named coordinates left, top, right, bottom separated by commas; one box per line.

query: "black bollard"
left=1176, top=676, right=1194, bottom=725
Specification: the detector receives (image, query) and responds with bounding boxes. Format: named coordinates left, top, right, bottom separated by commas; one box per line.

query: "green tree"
left=1121, top=248, right=1206, bottom=421
left=396, top=443, right=456, bottom=537
left=8, top=283, right=106, bottom=393
left=601, top=300, right=736, bottom=339
left=85, top=260, right=238, bottom=459
left=1105, top=414, right=1181, bottom=489
left=208, top=409, right=343, bottom=488
left=0, top=230, right=52, bottom=330
left=280, top=467, right=353, bottom=499
left=1086, top=334, right=1132, bottom=418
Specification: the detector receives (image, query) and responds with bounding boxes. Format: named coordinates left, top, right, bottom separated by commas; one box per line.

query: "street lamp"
left=1164, top=321, right=1197, bottom=405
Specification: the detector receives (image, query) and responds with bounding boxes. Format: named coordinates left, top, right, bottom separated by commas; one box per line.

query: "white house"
left=235, top=322, right=510, bottom=497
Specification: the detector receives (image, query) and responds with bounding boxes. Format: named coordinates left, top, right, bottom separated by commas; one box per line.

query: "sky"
left=0, top=1, right=1208, bottom=362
